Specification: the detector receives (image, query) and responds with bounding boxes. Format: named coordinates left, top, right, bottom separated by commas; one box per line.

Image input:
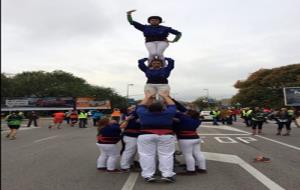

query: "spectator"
left=92, top=110, right=104, bottom=126
left=27, top=111, right=39, bottom=127
left=111, top=108, right=121, bottom=123
left=78, top=110, right=88, bottom=128
left=49, top=111, right=65, bottom=129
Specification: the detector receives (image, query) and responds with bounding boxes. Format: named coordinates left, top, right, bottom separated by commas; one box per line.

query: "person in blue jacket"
left=127, top=9, right=182, bottom=64
left=138, top=57, right=174, bottom=100
left=174, top=109, right=207, bottom=175
left=136, top=92, right=177, bottom=183
left=96, top=118, right=122, bottom=172
left=92, top=110, right=104, bottom=126
left=120, top=105, right=141, bottom=171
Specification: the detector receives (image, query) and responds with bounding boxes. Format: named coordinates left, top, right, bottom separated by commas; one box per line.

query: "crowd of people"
left=209, top=106, right=299, bottom=135
left=2, top=109, right=106, bottom=139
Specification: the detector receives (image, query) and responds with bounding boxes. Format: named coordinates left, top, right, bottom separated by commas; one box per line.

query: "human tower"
left=127, top=10, right=182, bottom=99
left=95, top=11, right=206, bottom=182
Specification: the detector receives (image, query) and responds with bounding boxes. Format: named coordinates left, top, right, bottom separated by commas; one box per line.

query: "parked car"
left=200, top=110, right=213, bottom=121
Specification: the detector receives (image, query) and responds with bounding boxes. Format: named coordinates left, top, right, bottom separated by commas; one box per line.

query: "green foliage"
left=192, top=96, right=219, bottom=110
left=1, top=70, right=127, bottom=108
left=232, top=64, right=300, bottom=108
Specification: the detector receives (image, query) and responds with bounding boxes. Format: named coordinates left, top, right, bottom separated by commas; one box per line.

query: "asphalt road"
left=1, top=118, right=300, bottom=190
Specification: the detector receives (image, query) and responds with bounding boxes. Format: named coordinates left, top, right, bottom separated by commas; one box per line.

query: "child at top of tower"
left=127, top=9, right=182, bottom=64
left=138, top=57, right=174, bottom=99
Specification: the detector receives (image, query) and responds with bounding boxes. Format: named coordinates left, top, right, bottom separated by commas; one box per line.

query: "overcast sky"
left=2, top=0, right=300, bottom=101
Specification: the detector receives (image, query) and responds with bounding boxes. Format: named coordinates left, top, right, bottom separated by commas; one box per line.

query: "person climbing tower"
left=127, top=9, right=182, bottom=64
left=138, top=57, right=174, bottom=100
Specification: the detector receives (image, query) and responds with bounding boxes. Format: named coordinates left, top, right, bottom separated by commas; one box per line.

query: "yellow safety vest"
left=79, top=112, right=88, bottom=119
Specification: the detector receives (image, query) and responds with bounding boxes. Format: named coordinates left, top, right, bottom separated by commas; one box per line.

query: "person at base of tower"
left=119, top=105, right=140, bottom=172
left=136, top=92, right=177, bottom=183
left=96, top=118, right=122, bottom=172
left=127, top=9, right=181, bottom=64
left=138, top=57, right=174, bottom=100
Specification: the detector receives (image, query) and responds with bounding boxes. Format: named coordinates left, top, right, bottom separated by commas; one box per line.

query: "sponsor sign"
left=6, top=99, right=29, bottom=107
left=76, top=97, right=111, bottom=109
left=1, top=97, right=74, bottom=111
left=283, top=87, right=300, bottom=106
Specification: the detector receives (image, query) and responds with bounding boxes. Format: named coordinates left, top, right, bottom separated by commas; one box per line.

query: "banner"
left=283, top=87, right=300, bottom=106
left=76, top=97, right=111, bottom=109
left=1, top=97, right=111, bottom=111
left=1, top=97, right=74, bottom=111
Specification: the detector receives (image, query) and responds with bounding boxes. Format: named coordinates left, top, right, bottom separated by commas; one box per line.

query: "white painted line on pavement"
left=121, top=173, right=139, bottom=190
left=210, top=125, right=300, bottom=151
left=256, top=135, right=300, bottom=151
left=214, top=137, right=239, bottom=143
left=204, top=152, right=285, bottom=190
left=34, top=135, right=58, bottom=143
left=120, top=152, right=285, bottom=190
left=236, top=137, right=257, bottom=144
left=198, top=133, right=249, bottom=136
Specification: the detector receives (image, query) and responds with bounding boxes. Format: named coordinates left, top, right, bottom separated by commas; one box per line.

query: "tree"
left=231, top=64, right=300, bottom=108
left=1, top=70, right=128, bottom=108
left=192, top=96, right=218, bottom=110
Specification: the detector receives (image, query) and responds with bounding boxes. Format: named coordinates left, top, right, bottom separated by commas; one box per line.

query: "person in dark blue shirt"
left=174, top=110, right=207, bottom=174
left=120, top=106, right=141, bottom=171
left=96, top=118, right=121, bottom=172
left=127, top=9, right=182, bottom=63
left=136, top=92, right=177, bottom=183
left=138, top=57, right=174, bottom=100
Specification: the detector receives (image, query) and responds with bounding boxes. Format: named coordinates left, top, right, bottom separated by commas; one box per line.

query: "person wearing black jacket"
left=275, top=108, right=293, bottom=136
left=251, top=107, right=265, bottom=135
left=27, top=111, right=39, bottom=127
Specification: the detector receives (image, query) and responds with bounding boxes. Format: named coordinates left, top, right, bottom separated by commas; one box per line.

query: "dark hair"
left=147, top=16, right=162, bottom=23
left=149, top=58, right=163, bottom=67
left=97, top=118, right=110, bottom=130
left=148, top=101, right=164, bottom=112
left=187, top=110, right=200, bottom=119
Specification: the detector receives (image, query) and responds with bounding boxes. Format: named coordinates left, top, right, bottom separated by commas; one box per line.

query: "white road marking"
left=208, top=125, right=300, bottom=151
left=204, top=152, right=285, bottom=190
left=236, top=137, right=257, bottom=144
left=34, top=135, right=58, bottom=143
left=214, top=137, right=238, bottom=143
left=121, top=173, right=139, bottom=190
left=120, top=152, right=285, bottom=190
left=256, top=135, right=300, bottom=151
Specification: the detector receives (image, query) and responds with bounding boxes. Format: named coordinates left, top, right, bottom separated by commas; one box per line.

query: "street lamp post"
left=203, top=88, right=209, bottom=108
left=126, top=84, right=134, bottom=99
left=203, top=88, right=209, bottom=101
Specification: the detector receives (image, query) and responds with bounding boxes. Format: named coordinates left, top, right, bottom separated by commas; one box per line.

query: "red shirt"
left=53, top=112, right=65, bottom=119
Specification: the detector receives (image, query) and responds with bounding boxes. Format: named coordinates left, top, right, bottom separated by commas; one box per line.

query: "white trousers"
left=145, top=41, right=169, bottom=63
left=120, top=136, right=138, bottom=169
left=137, top=134, right=176, bottom=178
left=96, top=143, right=120, bottom=170
left=144, top=84, right=170, bottom=100
left=178, top=139, right=206, bottom=171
